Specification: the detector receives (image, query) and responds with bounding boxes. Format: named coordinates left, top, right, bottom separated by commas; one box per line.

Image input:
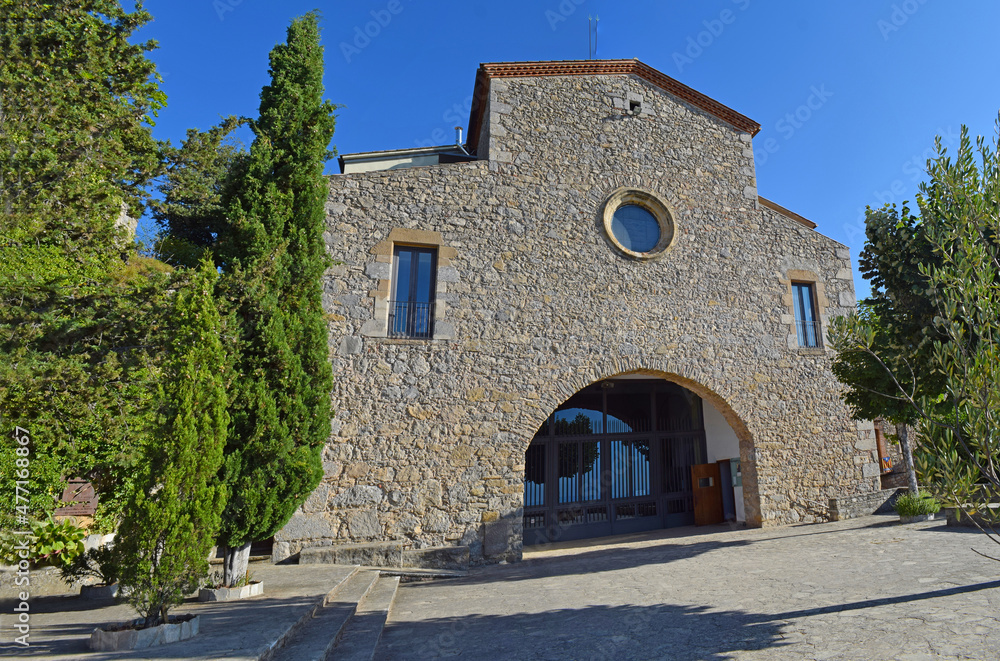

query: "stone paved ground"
left=378, top=516, right=1000, bottom=660
left=0, top=564, right=357, bottom=660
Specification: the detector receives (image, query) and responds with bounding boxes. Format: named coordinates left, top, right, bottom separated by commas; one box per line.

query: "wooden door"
left=691, top=463, right=724, bottom=526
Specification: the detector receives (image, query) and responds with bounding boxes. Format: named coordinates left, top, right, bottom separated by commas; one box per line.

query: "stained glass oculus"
left=610, top=204, right=660, bottom=253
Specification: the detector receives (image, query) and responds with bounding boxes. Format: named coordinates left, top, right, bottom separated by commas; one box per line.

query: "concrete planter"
left=198, top=580, right=263, bottom=602
left=89, top=614, right=199, bottom=651
left=80, top=583, right=118, bottom=600
left=899, top=513, right=936, bottom=524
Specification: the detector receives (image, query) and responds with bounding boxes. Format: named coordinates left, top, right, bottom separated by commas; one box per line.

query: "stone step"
left=326, top=575, right=400, bottom=661
left=256, top=566, right=360, bottom=661
left=299, top=542, right=470, bottom=571
left=368, top=566, right=467, bottom=581
left=300, top=542, right=403, bottom=567
left=401, top=545, right=470, bottom=570
left=267, top=569, right=380, bottom=661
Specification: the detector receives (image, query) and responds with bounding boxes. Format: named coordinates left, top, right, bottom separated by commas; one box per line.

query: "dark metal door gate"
left=523, top=379, right=707, bottom=546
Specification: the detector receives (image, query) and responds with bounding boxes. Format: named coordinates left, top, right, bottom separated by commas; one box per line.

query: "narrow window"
left=390, top=246, right=436, bottom=338
left=792, top=282, right=820, bottom=348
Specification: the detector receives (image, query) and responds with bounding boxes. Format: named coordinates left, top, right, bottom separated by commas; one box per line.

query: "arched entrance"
left=523, top=375, right=745, bottom=545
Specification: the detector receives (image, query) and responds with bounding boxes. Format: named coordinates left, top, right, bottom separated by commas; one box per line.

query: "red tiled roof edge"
left=465, top=59, right=761, bottom=153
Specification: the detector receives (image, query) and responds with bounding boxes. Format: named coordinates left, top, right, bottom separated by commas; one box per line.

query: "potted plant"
left=198, top=569, right=263, bottom=602
left=895, top=491, right=941, bottom=523
left=62, top=546, right=121, bottom=599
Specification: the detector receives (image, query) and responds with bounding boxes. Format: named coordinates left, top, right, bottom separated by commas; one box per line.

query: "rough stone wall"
left=273, top=72, right=880, bottom=564
left=830, top=488, right=906, bottom=520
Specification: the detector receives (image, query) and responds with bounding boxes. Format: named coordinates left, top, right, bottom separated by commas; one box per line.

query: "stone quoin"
left=272, top=59, right=879, bottom=566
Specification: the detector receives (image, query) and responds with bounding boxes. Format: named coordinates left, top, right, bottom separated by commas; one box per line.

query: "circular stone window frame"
left=601, top=187, right=676, bottom=261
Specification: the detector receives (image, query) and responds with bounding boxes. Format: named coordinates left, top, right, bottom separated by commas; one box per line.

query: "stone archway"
left=517, top=364, right=761, bottom=547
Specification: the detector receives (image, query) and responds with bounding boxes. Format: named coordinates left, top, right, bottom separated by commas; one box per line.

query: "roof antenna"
left=588, top=16, right=600, bottom=59
left=588, top=15, right=592, bottom=59
left=594, top=15, right=599, bottom=59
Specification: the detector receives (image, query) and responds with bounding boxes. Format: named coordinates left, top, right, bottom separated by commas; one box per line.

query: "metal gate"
left=524, top=379, right=707, bottom=545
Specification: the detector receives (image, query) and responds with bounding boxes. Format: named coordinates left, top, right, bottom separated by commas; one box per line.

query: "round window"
left=610, top=204, right=660, bottom=253
left=601, top=188, right=676, bottom=260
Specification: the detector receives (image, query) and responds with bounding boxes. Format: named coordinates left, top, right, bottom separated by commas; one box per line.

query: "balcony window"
left=792, top=282, right=820, bottom=348
left=389, top=246, right=436, bottom=339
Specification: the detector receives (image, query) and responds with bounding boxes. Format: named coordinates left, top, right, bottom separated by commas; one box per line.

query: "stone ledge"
left=198, top=581, right=264, bottom=602
left=829, top=488, right=905, bottom=520
left=401, top=546, right=470, bottom=571
left=943, top=506, right=999, bottom=528
left=90, top=615, right=199, bottom=651
left=299, top=542, right=402, bottom=567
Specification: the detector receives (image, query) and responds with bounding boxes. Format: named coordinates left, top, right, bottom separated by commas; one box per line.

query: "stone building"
left=274, top=59, right=881, bottom=566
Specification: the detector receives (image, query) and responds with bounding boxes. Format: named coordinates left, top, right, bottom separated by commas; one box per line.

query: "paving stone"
left=0, top=564, right=358, bottom=660
left=376, top=516, right=1000, bottom=660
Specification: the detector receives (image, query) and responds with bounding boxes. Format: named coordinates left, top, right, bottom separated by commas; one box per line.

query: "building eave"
left=338, top=144, right=468, bottom=173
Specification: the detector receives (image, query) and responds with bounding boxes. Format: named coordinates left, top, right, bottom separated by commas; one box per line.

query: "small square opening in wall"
left=629, top=100, right=642, bottom=115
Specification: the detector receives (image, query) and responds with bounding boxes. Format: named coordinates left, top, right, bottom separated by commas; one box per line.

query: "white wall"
left=704, top=399, right=744, bottom=522
left=704, top=400, right=740, bottom=463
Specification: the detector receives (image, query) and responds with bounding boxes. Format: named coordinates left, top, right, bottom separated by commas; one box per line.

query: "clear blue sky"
left=139, top=1, right=1000, bottom=300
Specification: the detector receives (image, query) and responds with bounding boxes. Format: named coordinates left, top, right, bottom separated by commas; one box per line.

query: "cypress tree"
left=116, top=258, right=230, bottom=628
left=218, top=11, right=335, bottom=585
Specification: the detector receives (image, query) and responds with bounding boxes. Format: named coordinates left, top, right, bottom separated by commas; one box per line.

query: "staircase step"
left=401, top=545, right=469, bottom=570
left=327, top=575, right=400, bottom=661
left=366, top=566, right=466, bottom=581
left=300, top=542, right=403, bottom=567
left=268, top=569, right=380, bottom=661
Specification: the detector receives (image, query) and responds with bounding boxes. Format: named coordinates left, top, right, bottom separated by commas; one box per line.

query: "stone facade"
left=273, top=60, right=880, bottom=565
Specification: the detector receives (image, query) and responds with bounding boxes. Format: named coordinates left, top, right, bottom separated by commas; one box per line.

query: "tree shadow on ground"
left=446, top=537, right=753, bottom=586
left=378, top=579, right=1000, bottom=660
left=442, top=515, right=936, bottom=587
left=377, top=602, right=787, bottom=661
left=770, top=578, right=1000, bottom=620
left=0, top=593, right=322, bottom=660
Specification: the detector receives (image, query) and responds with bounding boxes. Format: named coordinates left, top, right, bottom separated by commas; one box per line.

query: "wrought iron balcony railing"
left=388, top=300, right=434, bottom=339
left=796, top=320, right=822, bottom=348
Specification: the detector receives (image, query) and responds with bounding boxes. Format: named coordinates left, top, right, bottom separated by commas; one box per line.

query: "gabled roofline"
left=758, top=197, right=818, bottom=229
left=466, top=59, right=761, bottom=154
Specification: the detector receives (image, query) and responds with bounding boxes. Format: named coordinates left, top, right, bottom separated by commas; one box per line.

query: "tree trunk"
left=896, top=422, right=919, bottom=494
left=223, top=542, right=252, bottom=587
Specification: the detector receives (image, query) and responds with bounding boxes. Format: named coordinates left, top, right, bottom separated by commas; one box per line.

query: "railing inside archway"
left=523, top=377, right=712, bottom=545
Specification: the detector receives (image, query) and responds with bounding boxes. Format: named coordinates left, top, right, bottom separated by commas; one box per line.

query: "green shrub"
left=0, top=516, right=86, bottom=568
left=895, top=491, right=941, bottom=517
left=116, top=258, right=229, bottom=628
